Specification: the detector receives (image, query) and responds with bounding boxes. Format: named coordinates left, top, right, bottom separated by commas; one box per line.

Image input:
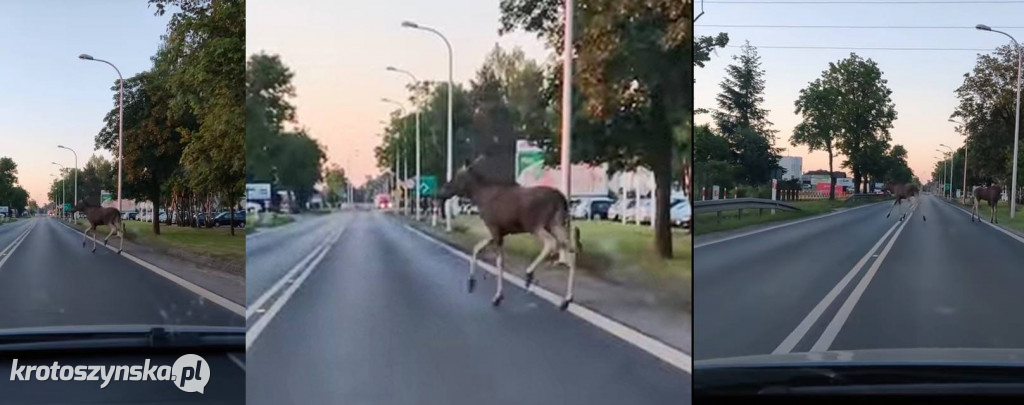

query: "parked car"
left=121, top=211, right=137, bottom=220
left=571, top=197, right=615, bottom=220
left=214, top=211, right=246, bottom=228
left=670, top=198, right=692, bottom=228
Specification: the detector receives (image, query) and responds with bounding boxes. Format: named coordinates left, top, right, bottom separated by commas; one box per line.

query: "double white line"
left=0, top=220, right=37, bottom=272
left=774, top=202, right=918, bottom=354
left=245, top=223, right=348, bottom=350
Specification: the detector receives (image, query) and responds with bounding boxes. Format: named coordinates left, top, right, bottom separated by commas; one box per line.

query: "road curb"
left=399, top=218, right=692, bottom=374
left=55, top=219, right=245, bottom=317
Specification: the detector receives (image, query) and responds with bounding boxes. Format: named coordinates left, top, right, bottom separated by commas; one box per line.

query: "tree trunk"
left=151, top=186, right=161, bottom=235
left=827, top=145, right=836, bottom=201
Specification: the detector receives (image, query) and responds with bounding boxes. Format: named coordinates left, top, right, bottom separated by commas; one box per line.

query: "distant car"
left=571, top=197, right=615, bottom=220
left=214, top=211, right=246, bottom=228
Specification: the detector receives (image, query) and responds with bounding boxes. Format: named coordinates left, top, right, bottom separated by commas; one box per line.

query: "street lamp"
left=977, top=24, right=1022, bottom=218
left=79, top=53, right=124, bottom=213
left=949, top=119, right=970, bottom=203
left=387, top=66, right=423, bottom=220
left=936, top=149, right=949, bottom=199
left=403, top=20, right=454, bottom=231
left=51, top=169, right=65, bottom=220
left=57, top=145, right=78, bottom=217
left=939, top=145, right=954, bottom=199
left=382, top=99, right=407, bottom=214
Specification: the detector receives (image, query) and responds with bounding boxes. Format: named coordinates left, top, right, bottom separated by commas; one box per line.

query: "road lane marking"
left=246, top=242, right=327, bottom=319
left=939, top=196, right=1024, bottom=245
left=695, top=201, right=887, bottom=249
left=245, top=225, right=346, bottom=350
left=811, top=204, right=916, bottom=351
left=0, top=220, right=37, bottom=272
left=772, top=205, right=912, bottom=354
left=54, top=219, right=245, bottom=317
left=402, top=223, right=692, bottom=374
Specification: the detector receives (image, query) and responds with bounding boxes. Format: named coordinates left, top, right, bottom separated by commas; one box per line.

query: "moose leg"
left=524, top=229, right=556, bottom=289
left=104, top=225, right=115, bottom=246
left=492, top=241, right=504, bottom=306
left=992, top=203, right=998, bottom=224
left=91, top=225, right=98, bottom=253
left=468, top=236, right=492, bottom=293
left=117, top=221, right=124, bottom=254
left=82, top=226, right=92, bottom=247
left=885, top=198, right=900, bottom=219
left=560, top=228, right=577, bottom=311
left=972, top=197, right=979, bottom=222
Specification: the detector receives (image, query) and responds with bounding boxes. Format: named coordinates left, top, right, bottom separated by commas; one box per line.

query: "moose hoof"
left=91, top=247, right=96, bottom=253
left=559, top=296, right=573, bottom=311
left=467, top=277, right=476, bottom=293
left=491, top=293, right=504, bottom=306
left=525, top=272, right=534, bottom=289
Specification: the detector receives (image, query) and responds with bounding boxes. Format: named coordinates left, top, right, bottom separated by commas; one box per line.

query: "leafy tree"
left=276, top=130, right=326, bottom=209
left=323, top=164, right=348, bottom=206
left=500, top=0, right=690, bottom=258
left=793, top=78, right=842, bottom=199
left=247, top=52, right=297, bottom=182
left=952, top=44, right=1023, bottom=186
left=822, top=54, right=897, bottom=193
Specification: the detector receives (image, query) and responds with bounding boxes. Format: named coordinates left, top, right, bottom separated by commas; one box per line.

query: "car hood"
left=697, top=348, right=1024, bottom=368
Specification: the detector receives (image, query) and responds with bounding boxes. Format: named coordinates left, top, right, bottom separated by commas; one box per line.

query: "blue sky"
left=695, top=0, right=1024, bottom=183
left=0, top=1, right=170, bottom=204
left=246, top=0, right=549, bottom=185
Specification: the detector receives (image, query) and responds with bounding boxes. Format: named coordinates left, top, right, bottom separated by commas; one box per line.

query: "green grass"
left=695, top=196, right=890, bottom=236
left=953, top=198, right=1024, bottom=234
left=423, top=215, right=691, bottom=305
left=247, top=212, right=295, bottom=229
left=73, top=219, right=245, bottom=263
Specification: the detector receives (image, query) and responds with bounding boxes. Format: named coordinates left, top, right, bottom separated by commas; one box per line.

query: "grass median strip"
left=409, top=215, right=691, bottom=309
left=695, top=197, right=890, bottom=236
left=71, top=219, right=244, bottom=263
left=952, top=198, right=1024, bottom=234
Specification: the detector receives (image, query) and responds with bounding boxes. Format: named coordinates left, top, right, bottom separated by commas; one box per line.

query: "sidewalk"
left=61, top=219, right=245, bottom=305
left=396, top=213, right=691, bottom=355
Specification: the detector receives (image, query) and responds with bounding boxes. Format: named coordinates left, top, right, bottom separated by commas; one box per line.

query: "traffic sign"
left=419, top=175, right=437, bottom=197
left=63, top=203, right=72, bottom=212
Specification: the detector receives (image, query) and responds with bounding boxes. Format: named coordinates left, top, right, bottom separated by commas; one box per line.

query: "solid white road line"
left=245, top=226, right=345, bottom=350
left=941, top=196, right=1024, bottom=245
left=402, top=223, right=692, bottom=374
left=246, top=242, right=328, bottom=319
left=772, top=206, right=909, bottom=354
left=54, top=220, right=245, bottom=317
left=694, top=201, right=886, bottom=249
left=811, top=204, right=916, bottom=351
left=0, top=220, right=37, bottom=272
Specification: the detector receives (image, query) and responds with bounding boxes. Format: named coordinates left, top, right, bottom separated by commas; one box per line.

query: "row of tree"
left=48, top=0, right=246, bottom=235
left=696, top=40, right=917, bottom=200
left=245, top=53, right=329, bottom=210
left=375, top=1, right=690, bottom=258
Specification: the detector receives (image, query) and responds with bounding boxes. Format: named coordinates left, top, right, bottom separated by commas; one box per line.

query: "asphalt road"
left=695, top=194, right=1024, bottom=361
left=0, top=216, right=243, bottom=328
left=246, top=210, right=689, bottom=405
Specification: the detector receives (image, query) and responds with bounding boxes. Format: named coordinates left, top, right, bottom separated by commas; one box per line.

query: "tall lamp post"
left=402, top=21, right=454, bottom=231
left=387, top=66, right=422, bottom=220
left=52, top=168, right=65, bottom=220
left=78, top=54, right=123, bottom=213
left=559, top=0, right=576, bottom=308
left=949, top=119, right=969, bottom=204
left=50, top=174, right=61, bottom=219
left=935, top=154, right=946, bottom=197
left=977, top=24, right=1022, bottom=218
left=58, top=145, right=78, bottom=218
left=382, top=99, right=407, bottom=214
left=939, top=145, right=954, bottom=199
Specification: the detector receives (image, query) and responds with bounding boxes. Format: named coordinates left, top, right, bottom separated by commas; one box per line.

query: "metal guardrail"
left=693, top=198, right=801, bottom=214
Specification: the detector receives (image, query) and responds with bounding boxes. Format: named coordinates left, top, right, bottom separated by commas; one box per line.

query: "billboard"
left=247, top=183, right=272, bottom=200
left=514, top=140, right=609, bottom=196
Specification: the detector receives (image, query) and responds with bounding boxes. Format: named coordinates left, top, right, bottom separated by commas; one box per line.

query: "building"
left=778, top=156, right=803, bottom=181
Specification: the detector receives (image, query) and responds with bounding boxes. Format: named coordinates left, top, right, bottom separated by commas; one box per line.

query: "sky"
left=695, top=0, right=1024, bottom=184
left=246, top=0, right=550, bottom=186
left=0, top=1, right=170, bottom=205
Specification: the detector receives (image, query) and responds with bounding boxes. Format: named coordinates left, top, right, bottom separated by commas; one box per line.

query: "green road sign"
left=101, top=190, right=112, bottom=204
left=419, top=175, right=437, bottom=197
left=945, top=183, right=951, bottom=191
left=63, top=203, right=72, bottom=212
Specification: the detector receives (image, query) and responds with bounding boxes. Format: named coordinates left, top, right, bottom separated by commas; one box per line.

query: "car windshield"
left=0, top=2, right=244, bottom=339
left=692, top=2, right=1024, bottom=391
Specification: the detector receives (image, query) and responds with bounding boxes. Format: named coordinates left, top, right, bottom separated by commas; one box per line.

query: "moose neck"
left=464, top=169, right=515, bottom=205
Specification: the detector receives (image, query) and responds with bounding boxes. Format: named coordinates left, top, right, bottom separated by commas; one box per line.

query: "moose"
left=971, top=183, right=1003, bottom=224
left=884, top=182, right=920, bottom=222
left=74, top=200, right=126, bottom=254
left=437, top=156, right=577, bottom=310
